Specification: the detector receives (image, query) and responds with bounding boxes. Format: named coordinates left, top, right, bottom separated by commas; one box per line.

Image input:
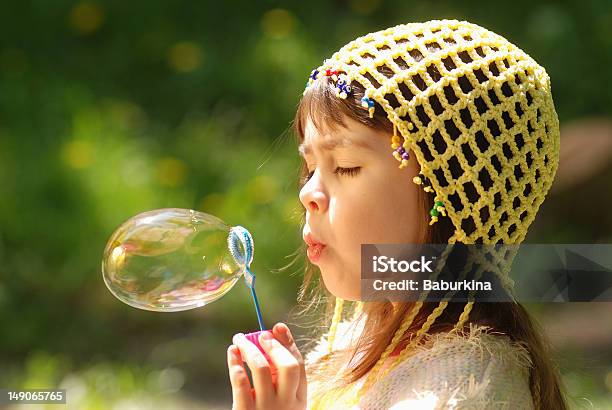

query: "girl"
left=227, top=19, right=567, bottom=409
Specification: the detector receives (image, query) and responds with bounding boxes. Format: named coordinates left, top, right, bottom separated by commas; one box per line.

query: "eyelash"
left=302, top=167, right=361, bottom=184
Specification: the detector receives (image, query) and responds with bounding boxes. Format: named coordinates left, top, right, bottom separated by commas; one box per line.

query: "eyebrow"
left=298, top=136, right=372, bottom=156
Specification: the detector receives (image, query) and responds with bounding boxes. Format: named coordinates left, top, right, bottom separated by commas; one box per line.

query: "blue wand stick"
left=244, top=266, right=265, bottom=331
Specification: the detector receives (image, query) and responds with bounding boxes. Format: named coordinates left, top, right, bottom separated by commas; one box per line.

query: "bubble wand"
left=228, top=226, right=266, bottom=331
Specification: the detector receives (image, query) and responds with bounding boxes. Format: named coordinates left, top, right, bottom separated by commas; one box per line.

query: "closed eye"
left=334, top=166, right=361, bottom=177
left=301, top=167, right=361, bottom=185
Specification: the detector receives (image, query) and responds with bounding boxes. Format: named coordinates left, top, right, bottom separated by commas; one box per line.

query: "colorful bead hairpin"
left=303, top=67, right=342, bottom=95
left=325, top=69, right=339, bottom=80
left=361, top=96, right=375, bottom=118
left=429, top=196, right=447, bottom=225
left=390, top=123, right=410, bottom=169
left=303, top=69, right=320, bottom=94
left=412, top=171, right=447, bottom=225
left=335, top=73, right=352, bottom=99
left=303, top=64, right=379, bottom=119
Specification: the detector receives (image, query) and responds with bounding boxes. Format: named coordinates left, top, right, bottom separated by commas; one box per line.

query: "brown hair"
left=288, top=74, right=567, bottom=409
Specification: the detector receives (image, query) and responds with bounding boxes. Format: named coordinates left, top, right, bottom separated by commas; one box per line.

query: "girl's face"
left=299, top=116, right=425, bottom=301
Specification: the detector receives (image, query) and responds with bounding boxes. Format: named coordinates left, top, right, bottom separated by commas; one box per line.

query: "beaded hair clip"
left=304, top=66, right=376, bottom=118
left=361, top=96, right=375, bottom=118
left=303, top=64, right=447, bottom=226
left=412, top=172, right=447, bottom=225
left=304, top=68, right=354, bottom=100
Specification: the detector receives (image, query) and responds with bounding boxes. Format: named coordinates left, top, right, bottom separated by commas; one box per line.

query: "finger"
left=273, top=323, right=306, bottom=366
left=259, top=330, right=300, bottom=402
left=227, top=344, right=254, bottom=410
left=273, top=323, right=307, bottom=401
left=232, top=333, right=275, bottom=405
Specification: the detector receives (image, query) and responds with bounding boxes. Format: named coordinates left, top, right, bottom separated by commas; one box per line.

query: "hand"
left=227, top=322, right=307, bottom=410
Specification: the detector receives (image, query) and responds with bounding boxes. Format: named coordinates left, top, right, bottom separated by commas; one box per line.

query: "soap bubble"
left=102, top=208, right=254, bottom=312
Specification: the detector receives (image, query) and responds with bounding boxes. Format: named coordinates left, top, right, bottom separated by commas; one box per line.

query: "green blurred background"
left=1, top=1, right=611, bottom=408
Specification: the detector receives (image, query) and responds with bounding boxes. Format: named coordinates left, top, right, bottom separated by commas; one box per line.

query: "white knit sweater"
left=304, top=319, right=535, bottom=409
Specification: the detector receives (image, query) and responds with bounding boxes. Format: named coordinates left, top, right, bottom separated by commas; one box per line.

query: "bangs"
left=293, top=75, right=391, bottom=143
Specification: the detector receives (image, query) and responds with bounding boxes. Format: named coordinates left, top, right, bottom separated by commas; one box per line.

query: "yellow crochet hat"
left=301, top=19, right=560, bottom=408
left=304, top=19, right=560, bottom=245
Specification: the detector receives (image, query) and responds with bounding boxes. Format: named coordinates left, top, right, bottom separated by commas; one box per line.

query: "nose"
left=299, top=171, right=328, bottom=213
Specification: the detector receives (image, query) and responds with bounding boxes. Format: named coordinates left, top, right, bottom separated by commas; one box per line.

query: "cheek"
left=329, top=191, right=375, bottom=271
left=380, top=164, right=424, bottom=242
left=385, top=186, right=423, bottom=242
left=336, top=175, right=422, bottom=245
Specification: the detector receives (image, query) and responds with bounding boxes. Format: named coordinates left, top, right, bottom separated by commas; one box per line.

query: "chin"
left=322, top=277, right=361, bottom=300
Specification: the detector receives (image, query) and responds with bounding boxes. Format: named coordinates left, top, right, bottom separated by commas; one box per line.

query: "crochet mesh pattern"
left=301, top=19, right=560, bottom=409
